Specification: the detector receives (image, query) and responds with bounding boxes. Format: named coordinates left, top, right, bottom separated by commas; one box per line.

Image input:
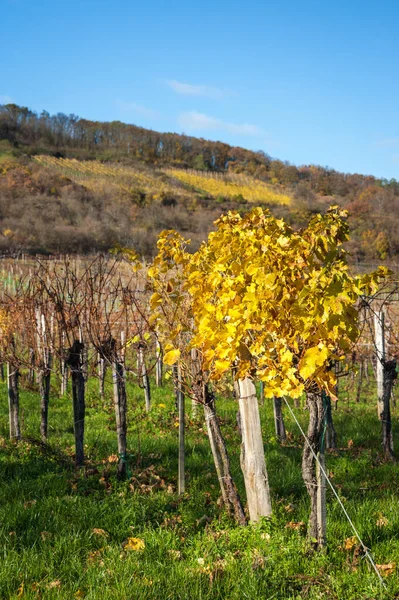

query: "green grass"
left=0, top=371, right=399, bottom=599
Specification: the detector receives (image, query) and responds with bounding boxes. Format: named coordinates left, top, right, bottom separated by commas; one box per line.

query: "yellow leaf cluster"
left=124, top=537, right=145, bottom=551
left=130, top=205, right=388, bottom=399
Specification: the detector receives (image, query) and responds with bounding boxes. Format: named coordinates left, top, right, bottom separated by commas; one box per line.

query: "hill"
left=1, top=102, right=398, bottom=260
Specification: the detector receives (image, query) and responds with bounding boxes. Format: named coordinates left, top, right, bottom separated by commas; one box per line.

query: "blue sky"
left=2, top=0, right=399, bottom=179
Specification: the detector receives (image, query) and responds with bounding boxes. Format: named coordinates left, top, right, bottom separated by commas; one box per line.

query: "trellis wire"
left=283, top=397, right=386, bottom=590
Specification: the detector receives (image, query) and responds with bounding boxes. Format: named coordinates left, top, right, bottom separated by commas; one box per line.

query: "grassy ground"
left=0, top=371, right=399, bottom=599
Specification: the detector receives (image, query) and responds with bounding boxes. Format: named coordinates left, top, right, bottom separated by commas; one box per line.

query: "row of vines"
left=0, top=206, right=395, bottom=556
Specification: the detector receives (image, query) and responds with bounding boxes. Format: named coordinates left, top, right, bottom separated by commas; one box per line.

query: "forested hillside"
left=1, top=102, right=398, bottom=260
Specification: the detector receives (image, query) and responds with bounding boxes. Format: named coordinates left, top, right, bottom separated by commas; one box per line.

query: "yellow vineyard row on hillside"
left=33, top=156, right=182, bottom=197
left=167, top=169, right=292, bottom=205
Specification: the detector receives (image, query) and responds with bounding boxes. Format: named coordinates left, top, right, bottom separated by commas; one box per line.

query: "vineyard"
left=33, top=156, right=186, bottom=200
left=32, top=156, right=293, bottom=206
left=166, top=168, right=292, bottom=204
left=1, top=207, right=399, bottom=599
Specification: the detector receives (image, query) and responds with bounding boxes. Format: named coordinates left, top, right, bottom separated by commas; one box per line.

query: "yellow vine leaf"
left=124, top=537, right=145, bottom=551
left=298, top=345, right=329, bottom=380
left=163, top=348, right=181, bottom=365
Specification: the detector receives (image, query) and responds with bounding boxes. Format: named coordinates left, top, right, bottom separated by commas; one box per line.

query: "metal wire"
left=283, top=396, right=386, bottom=590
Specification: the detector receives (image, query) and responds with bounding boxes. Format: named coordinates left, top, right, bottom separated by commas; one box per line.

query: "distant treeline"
left=1, top=103, right=399, bottom=197
left=1, top=103, right=399, bottom=262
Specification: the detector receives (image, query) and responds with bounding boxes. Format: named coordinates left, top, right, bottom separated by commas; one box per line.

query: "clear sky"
left=2, top=0, right=399, bottom=179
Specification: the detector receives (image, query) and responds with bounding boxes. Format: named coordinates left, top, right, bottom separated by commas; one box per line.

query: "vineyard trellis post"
left=302, top=390, right=326, bottom=548
left=177, top=363, right=185, bottom=495
left=138, top=344, right=151, bottom=412
left=7, top=360, right=20, bottom=440
left=237, top=377, right=272, bottom=521
left=111, top=339, right=128, bottom=479
left=67, top=340, right=86, bottom=467
left=273, top=396, right=286, bottom=442
left=36, top=311, right=53, bottom=442
left=374, top=307, right=396, bottom=459
left=155, top=339, right=163, bottom=387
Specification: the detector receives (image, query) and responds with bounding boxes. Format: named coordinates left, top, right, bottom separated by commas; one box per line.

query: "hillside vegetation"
left=1, top=103, right=399, bottom=260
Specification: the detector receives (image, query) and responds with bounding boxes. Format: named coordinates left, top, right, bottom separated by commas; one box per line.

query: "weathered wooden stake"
left=316, top=450, right=327, bottom=548
left=190, top=348, right=200, bottom=417
left=177, top=364, right=185, bottom=495
left=39, top=349, right=52, bottom=442
left=112, top=356, right=128, bottom=479
left=98, top=352, right=106, bottom=399
left=237, top=377, right=272, bottom=521
left=7, top=362, right=20, bottom=440
left=67, top=340, right=85, bottom=467
left=155, top=340, right=163, bottom=387
left=374, top=309, right=396, bottom=459
left=302, top=391, right=327, bottom=549
left=273, top=396, right=286, bottom=442
left=138, top=345, right=151, bottom=411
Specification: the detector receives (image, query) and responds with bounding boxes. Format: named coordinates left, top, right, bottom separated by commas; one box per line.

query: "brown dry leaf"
left=285, top=521, right=305, bottom=530
left=347, top=439, right=354, bottom=448
left=99, top=476, right=112, bottom=491
left=87, top=549, right=105, bottom=565
left=344, top=536, right=357, bottom=550
left=209, top=559, right=227, bottom=582
left=251, top=549, right=266, bottom=570
left=47, top=580, right=61, bottom=589
left=17, top=583, right=24, bottom=598
left=23, top=500, right=37, bottom=509
left=376, top=514, right=389, bottom=528
left=107, top=454, right=119, bottom=463
left=284, top=503, right=295, bottom=513
left=41, top=531, right=51, bottom=541
left=376, top=562, right=396, bottom=576
left=92, top=528, right=109, bottom=538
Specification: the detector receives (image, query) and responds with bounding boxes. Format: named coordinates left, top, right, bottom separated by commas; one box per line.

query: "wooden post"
left=172, top=364, right=179, bottom=409
left=259, top=380, right=265, bottom=406
left=302, top=391, right=326, bottom=549
left=39, top=347, right=52, bottom=442
left=374, top=310, right=385, bottom=417
left=7, top=362, right=20, bottom=440
left=28, top=348, right=35, bottom=385
left=374, top=309, right=396, bottom=459
left=237, top=377, right=272, bottom=521
left=355, top=360, right=364, bottom=403
left=190, top=348, right=200, bottom=417
left=112, top=355, right=128, bottom=479
left=38, top=313, right=52, bottom=442
left=138, top=345, right=151, bottom=411
left=177, top=364, right=185, bottom=495
left=155, top=340, right=163, bottom=387
left=67, top=340, right=85, bottom=467
left=98, top=352, right=106, bottom=399
left=316, top=450, right=327, bottom=548
left=273, top=396, right=286, bottom=442
left=325, top=394, right=336, bottom=450
left=60, top=332, right=68, bottom=396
